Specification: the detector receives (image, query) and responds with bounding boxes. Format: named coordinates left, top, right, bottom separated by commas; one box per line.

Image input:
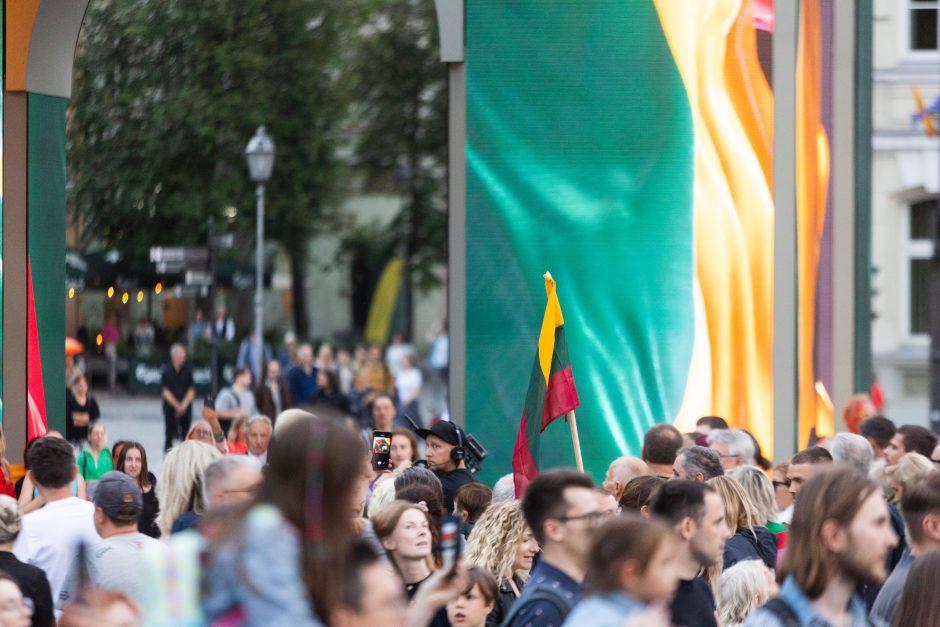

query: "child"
left=563, top=515, right=678, bottom=627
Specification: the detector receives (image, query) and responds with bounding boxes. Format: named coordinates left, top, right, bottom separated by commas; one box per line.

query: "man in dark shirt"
left=161, top=343, right=195, bottom=451
left=503, top=469, right=599, bottom=627
left=416, top=421, right=478, bottom=513
left=649, top=480, right=731, bottom=627
left=287, top=343, right=318, bottom=407
left=0, top=495, right=54, bottom=627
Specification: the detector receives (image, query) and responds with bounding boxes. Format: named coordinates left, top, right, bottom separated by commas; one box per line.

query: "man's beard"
left=837, top=542, right=886, bottom=587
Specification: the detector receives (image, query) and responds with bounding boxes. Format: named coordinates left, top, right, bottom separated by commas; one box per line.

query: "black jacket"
left=0, top=551, right=55, bottom=627
left=723, top=526, right=777, bottom=571
left=486, top=574, right=525, bottom=627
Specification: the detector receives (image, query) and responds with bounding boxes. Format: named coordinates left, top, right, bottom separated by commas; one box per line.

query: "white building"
left=871, top=0, right=940, bottom=424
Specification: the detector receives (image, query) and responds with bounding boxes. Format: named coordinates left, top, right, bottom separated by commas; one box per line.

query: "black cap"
left=416, top=421, right=461, bottom=446
left=94, top=471, right=143, bottom=522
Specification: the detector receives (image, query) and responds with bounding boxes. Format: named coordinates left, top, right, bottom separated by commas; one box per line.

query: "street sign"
left=185, top=270, right=213, bottom=286
left=155, top=261, right=187, bottom=274
left=150, top=247, right=209, bottom=264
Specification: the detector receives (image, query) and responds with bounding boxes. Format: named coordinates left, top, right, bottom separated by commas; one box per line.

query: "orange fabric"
left=6, top=0, right=41, bottom=92
left=796, top=0, right=831, bottom=448
left=654, top=0, right=775, bottom=455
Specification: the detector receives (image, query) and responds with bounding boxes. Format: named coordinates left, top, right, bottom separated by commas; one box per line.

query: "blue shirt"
left=870, top=552, right=913, bottom=625
left=506, top=560, right=581, bottom=627
left=562, top=592, right=642, bottom=627
left=745, top=576, right=883, bottom=627
left=287, top=366, right=319, bottom=406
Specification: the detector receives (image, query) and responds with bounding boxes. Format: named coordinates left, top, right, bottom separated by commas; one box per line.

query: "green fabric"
left=465, top=0, right=695, bottom=484
left=28, top=95, right=68, bottom=432
left=766, top=521, right=787, bottom=534
left=78, top=449, right=114, bottom=481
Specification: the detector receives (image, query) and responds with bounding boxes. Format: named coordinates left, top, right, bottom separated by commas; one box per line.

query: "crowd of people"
left=154, top=329, right=445, bottom=453
left=4, top=373, right=940, bottom=626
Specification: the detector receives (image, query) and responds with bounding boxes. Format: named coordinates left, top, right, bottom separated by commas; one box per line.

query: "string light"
left=96, top=333, right=103, bottom=347
left=68, top=288, right=75, bottom=299
left=154, top=282, right=163, bottom=295
left=107, top=287, right=115, bottom=299
left=121, top=292, right=129, bottom=304
left=136, top=290, right=144, bottom=303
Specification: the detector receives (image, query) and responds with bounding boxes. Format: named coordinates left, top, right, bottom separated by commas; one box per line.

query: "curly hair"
left=464, top=501, right=533, bottom=584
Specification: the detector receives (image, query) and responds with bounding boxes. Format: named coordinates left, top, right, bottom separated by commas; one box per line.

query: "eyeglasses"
left=556, top=510, right=610, bottom=526
left=772, top=480, right=790, bottom=489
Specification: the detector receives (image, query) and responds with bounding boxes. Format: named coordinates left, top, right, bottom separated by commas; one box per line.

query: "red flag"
left=27, top=258, right=48, bottom=440
left=512, top=273, right=580, bottom=497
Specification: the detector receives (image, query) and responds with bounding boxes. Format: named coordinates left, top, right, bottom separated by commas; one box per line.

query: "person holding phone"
left=390, top=429, right=419, bottom=473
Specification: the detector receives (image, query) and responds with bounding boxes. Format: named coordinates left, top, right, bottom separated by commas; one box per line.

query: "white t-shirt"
left=395, top=367, right=423, bottom=405
left=13, top=497, right=99, bottom=607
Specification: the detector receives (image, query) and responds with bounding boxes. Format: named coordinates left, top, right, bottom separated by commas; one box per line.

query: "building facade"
left=871, top=0, right=940, bottom=424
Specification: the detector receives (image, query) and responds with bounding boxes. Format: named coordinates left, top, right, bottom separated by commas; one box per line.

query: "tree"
left=350, top=0, right=448, bottom=340
left=69, top=0, right=358, bottom=338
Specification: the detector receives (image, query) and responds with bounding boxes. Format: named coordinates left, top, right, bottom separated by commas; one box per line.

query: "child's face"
left=627, top=537, right=680, bottom=604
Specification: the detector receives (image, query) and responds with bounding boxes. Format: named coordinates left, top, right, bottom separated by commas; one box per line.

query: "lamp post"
left=396, top=161, right=414, bottom=341
left=245, top=126, right=275, bottom=386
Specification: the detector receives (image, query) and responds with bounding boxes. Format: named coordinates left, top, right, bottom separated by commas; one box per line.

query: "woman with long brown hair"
left=116, top=441, right=159, bottom=538
left=201, top=416, right=366, bottom=624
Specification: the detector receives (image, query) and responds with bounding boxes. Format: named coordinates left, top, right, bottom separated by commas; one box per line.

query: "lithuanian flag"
left=512, top=273, right=580, bottom=497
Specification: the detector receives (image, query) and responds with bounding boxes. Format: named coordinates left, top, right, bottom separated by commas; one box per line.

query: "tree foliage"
left=350, top=0, right=448, bottom=292
left=69, top=0, right=449, bottom=337
left=70, top=0, right=358, bottom=334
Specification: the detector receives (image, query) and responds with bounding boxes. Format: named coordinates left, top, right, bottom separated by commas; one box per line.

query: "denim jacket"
left=562, top=592, right=644, bottom=627
left=201, top=505, right=323, bottom=626
left=745, top=576, right=884, bottom=627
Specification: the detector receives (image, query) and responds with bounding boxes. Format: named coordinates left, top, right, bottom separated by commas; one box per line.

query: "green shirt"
left=78, top=449, right=114, bottom=481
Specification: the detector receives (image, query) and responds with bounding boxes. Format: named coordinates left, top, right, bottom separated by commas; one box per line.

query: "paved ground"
left=95, top=392, right=178, bottom=474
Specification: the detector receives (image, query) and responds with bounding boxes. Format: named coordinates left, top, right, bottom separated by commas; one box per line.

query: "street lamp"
left=245, top=126, right=275, bottom=385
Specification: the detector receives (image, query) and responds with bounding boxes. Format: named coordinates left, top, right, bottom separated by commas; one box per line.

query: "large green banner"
left=465, top=0, right=695, bottom=483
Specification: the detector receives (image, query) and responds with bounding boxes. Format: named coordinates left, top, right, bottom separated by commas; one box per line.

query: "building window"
left=908, top=199, right=937, bottom=337
left=910, top=0, right=940, bottom=52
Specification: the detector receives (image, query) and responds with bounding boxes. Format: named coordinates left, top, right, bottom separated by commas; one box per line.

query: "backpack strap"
left=760, top=598, right=801, bottom=627
left=499, top=586, right=574, bottom=627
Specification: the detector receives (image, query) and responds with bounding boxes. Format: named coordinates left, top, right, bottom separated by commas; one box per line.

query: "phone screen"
left=440, top=515, right=461, bottom=571
left=372, top=431, right=392, bottom=470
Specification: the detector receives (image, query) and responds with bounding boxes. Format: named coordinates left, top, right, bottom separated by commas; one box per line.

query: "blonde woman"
left=463, top=501, right=539, bottom=627
left=707, top=475, right=776, bottom=571
left=155, top=440, right=221, bottom=536
left=728, top=466, right=785, bottom=534
left=715, top=559, right=778, bottom=626
left=885, top=452, right=935, bottom=505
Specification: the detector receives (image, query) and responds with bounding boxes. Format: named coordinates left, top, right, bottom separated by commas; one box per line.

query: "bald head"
left=602, top=456, right=650, bottom=501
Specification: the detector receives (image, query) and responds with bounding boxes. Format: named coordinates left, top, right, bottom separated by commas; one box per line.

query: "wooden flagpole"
left=568, top=410, right=584, bottom=472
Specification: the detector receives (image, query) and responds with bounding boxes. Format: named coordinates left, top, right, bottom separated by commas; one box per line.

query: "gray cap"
left=94, top=471, right=143, bottom=522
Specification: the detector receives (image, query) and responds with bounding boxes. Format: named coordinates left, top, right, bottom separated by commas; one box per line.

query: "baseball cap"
left=415, top=421, right=461, bottom=446
left=94, top=471, right=143, bottom=522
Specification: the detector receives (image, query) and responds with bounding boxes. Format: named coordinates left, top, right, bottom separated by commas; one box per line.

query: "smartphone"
left=439, top=515, right=461, bottom=571
left=204, top=395, right=215, bottom=410
left=371, top=430, right=392, bottom=470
